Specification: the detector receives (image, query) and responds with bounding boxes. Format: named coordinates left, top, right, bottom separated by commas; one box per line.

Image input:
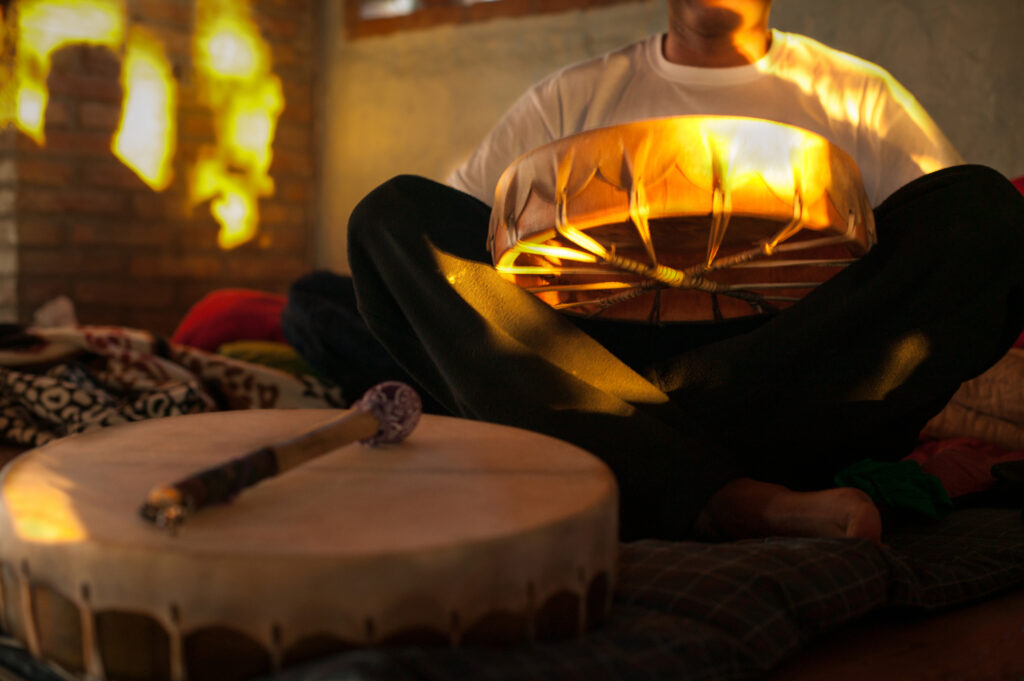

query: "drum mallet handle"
left=138, top=381, right=422, bottom=532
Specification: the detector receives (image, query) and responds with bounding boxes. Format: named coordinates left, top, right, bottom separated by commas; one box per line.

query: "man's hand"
left=696, top=477, right=883, bottom=543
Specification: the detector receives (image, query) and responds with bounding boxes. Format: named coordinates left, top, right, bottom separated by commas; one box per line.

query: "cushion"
left=217, top=340, right=319, bottom=377
left=247, top=508, right=1024, bottom=681
left=172, top=289, right=288, bottom=351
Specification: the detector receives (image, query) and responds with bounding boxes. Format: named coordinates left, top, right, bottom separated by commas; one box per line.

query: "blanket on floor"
left=0, top=325, right=344, bottom=448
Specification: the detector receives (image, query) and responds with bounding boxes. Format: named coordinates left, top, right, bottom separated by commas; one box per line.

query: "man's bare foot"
left=696, top=478, right=883, bottom=543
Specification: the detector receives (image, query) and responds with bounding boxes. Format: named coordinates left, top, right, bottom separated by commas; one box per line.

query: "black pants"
left=347, top=165, right=1024, bottom=540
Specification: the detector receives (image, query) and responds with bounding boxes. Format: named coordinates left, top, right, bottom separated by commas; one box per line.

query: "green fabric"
left=217, top=340, right=319, bottom=378
left=834, top=458, right=953, bottom=520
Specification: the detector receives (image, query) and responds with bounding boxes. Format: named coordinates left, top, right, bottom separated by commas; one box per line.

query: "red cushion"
left=172, top=289, right=287, bottom=351
left=906, top=437, right=1024, bottom=498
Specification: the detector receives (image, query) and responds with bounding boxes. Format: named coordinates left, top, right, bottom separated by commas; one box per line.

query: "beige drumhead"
left=0, top=410, right=618, bottom=680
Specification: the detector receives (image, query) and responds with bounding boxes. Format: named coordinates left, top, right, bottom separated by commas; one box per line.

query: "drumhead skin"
left=0, top=410, right=618, bottom=680
left=490, top=115, right=876, bottom=322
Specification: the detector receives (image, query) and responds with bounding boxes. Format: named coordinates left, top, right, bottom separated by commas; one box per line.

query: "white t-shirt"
left=448, top=29, right=962, bottom=208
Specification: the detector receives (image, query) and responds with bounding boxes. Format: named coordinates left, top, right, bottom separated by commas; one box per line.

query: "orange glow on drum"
left=4, top=465, right=86, bottom=544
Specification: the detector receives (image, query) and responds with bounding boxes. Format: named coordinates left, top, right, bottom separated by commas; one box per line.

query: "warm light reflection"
left=13, top=0, right=124, bottom=144
left=5, top=468, right=85, bottom=544
left=2, top=0, right=282, bottom=248
left=515, top=241, right=598, bottom=263
left=192, top=0, right=284, bottom=249
left=702, top=118, right=823, bottom=202
left=359, top=0, right=419, bottom=20
left=767, top=34, right=956, bottom=178
left=113, top=26, right=176, bottom=191
left=851, top=332, right=930, bottom=401
left=698, top=118, right=830, bottom=263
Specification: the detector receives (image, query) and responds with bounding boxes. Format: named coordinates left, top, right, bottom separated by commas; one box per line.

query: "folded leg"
left=347, top=166, right=1024, bottom=539
left=645, top=165, right=1024, bottom=488
left=347, top=175, right=745, bottom=540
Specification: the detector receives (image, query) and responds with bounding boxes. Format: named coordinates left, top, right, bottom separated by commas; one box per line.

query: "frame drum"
left=0, top=410, right=618, bottom=681
left=489, top=115, right=876, bottom=322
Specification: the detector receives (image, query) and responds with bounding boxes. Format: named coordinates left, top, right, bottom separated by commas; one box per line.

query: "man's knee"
left=348, top=174, right=434, bottom=251
left=350, top=174, right=492, bottom=265
left=880, top=165, right=1024, bottom=267
left=944, top=163, right=1024, bottom=212
left=950, top=166, right=1024, bottom=266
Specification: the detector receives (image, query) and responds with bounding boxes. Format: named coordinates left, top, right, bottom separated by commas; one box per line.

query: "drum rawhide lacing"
left=489, top=116, right=876, bottom=322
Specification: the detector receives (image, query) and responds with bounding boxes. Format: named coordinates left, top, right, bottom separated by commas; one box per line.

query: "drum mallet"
left=139, top=381, right=422, bottom=532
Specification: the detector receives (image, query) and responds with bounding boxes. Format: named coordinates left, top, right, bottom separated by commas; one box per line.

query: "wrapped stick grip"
left=139, top=382, right=421, bottom=531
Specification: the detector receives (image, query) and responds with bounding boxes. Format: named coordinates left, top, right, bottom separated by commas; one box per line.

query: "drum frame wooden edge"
left=0, top=549, right=617, bottom=681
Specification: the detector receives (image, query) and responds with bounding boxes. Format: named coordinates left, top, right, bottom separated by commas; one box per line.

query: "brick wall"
left=8, top=0, right=317, bottom=336
left=0, top=128, right=14, bottom=323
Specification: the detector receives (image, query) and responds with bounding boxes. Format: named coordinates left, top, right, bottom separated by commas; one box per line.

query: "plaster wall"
left=319, top=0, right=1024, bottom=272
left=772, top=0, right=1024, bottom=182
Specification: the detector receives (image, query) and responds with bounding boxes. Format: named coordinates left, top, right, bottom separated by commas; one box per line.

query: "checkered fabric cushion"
left=264, top=508, right=1024, bottom=681
left=0, top=509, right=1021, bottom=681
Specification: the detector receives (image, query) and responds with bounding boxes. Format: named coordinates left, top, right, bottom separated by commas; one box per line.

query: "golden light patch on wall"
left=0, top=5, right=15, bottom=129
left=12, top=0, right=125, bottom=144
left=192, top=0, right=284, bottom=250
left=3, top=0, right=285, bottom=249
left=112, top=26, right=177, bottom=191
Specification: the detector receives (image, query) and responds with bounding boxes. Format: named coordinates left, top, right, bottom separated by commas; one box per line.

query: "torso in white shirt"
left=448, top=29, right=961, bottom=208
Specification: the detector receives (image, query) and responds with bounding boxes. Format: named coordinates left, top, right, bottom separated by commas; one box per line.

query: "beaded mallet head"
left=353, top=381, right=422, bottom=447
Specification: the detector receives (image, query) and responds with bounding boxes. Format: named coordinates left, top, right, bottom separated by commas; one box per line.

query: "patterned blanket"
left=0, top=325, right=345, bottom=448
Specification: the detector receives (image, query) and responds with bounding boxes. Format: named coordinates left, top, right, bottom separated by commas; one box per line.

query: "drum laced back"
left=488, top=116, right=876, bottom=323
